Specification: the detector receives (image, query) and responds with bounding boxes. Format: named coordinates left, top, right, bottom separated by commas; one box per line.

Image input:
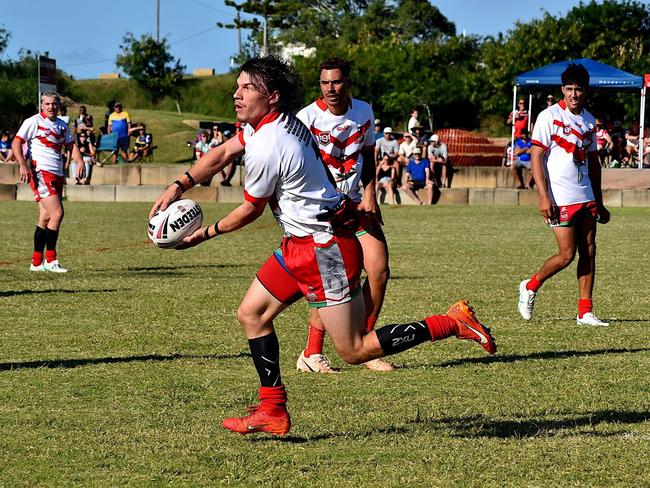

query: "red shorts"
left=29, top=169, right=64, bottom=202
left=256, top=250, right=303, bottom=305
left=260, top=232, right=361, bottom=308
left=547, top=200, right=598, bottom=228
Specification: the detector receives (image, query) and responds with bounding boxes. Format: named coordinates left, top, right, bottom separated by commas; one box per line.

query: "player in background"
left=149, top=56, right=496, bottom=437
left=295, top=57, right=394, bottom=372
left=13, top=92, right=85, bottom=273
left=518, top=63, right=610, bottom=326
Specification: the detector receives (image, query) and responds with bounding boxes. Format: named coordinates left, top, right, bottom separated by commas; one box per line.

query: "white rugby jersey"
left=296, top=97, right=375, bottom=202
left=15, top=112, right=73, bottom=176
left=531, top=100, right=597, bottom=206
left=238, top=111, right=343, bottom=237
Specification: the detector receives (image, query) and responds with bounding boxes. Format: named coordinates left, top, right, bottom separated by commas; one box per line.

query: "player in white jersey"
left=295, top=57, right=394, bottom=372
left=150, top=56, right=496, bottom=437
left=518, top=63, right=610, bottom=326
left=13, top=92, right=85, bottom=273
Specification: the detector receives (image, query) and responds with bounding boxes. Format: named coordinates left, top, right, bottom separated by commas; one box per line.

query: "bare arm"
left=530, top=145, right=554, bottom=220
left=177, top=199, right=266, bottom=249
left=149, top=135, right=245, bottom=218
left=12, top=137, right=30, bottom=183
left=587, top=150, right=609, bottom=223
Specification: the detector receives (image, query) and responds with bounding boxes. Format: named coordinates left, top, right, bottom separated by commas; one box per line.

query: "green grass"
left=1, top=203, right=649, bottom=486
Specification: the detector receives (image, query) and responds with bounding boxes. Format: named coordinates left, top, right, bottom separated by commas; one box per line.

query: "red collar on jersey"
left=315, top=97, right=352, bottom=112
left=253, top=111, right=281, bottom=132
left=558, top=100, right=567, bottom=110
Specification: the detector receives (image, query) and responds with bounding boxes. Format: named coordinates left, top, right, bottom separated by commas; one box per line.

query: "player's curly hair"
left=319, top=57, right=351, bottom=79
left=239, top=55, right=304, bottom=114
left=561, top=63, right=590, bottom=88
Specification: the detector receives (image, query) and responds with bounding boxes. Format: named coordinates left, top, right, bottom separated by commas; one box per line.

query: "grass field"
left=1, top=202, right=649, bottom=486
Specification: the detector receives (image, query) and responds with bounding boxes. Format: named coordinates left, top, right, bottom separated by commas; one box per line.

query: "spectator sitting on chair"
left=0, top=131, right=16, bottom=163
left=129, top=125, right=153, bottom=162
left=107, top=101, right=131, bottom=164
left=69, top=130, right=95, bottom=184
left=375, top=126, right=399, bottom=162
left=623, top=120, right=640, bottom=166
left=376, top=154, right=397, bottom=205
left=509, top=128, right=534, bottom=189
left=402, top=147, right=434, bottom=205
left=427, top=133, right=451, bottom=188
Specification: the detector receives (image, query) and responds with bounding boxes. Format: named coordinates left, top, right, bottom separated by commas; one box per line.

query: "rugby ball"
left=148, top=199, right=203, bottom=249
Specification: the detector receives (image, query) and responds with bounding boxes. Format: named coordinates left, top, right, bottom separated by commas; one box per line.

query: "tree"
left=115, top=33, right=185, bottom=105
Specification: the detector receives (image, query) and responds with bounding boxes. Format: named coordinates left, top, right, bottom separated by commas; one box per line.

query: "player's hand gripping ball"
left=148, top=199, right=203, bottom=249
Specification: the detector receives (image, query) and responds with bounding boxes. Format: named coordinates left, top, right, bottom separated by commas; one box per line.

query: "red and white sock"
left=304, top=322, right=325, bottom=357
left=578, top=299, right=592, bottom=319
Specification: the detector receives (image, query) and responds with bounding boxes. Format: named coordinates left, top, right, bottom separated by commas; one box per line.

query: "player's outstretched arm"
left=149, top=136, right=245, bottom=218
left=176, top=199, right=267, bottom=250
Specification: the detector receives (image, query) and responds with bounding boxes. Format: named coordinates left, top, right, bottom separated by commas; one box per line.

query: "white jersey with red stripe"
left=531, top=100, right=597, bottom=206
left=239, top=111, right=343, bottom=238
left=15, top=112, right=73, bottom=176
left=296, top=97, right=375, bottom=202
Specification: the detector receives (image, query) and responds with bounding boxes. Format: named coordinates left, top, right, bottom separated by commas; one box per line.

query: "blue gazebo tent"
left=511, top=58, right=646, bottom=168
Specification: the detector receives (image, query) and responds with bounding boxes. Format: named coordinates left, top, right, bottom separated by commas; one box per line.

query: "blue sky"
left=2, top=0, right=589, bottom=80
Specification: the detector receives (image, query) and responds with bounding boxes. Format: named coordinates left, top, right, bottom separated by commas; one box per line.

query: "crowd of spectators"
left=190, top=122, right=243, bottom=186
left=372, top=114, right=452, bottom=206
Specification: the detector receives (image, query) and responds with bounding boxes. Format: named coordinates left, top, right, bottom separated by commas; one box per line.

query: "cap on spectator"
left=413, top=147, right=422, bottom=154
left=403, top=133, right=413, bottom=138
left=374, top=119, right=381, bottom=125
left=546, top=94, right=554, bottom=100
left=223, top=130, right=232, bottom=137
left=429, top=134, right=440, bottom=142
left=114, top=101, right=122, bottom=107
left=383, top=127, right=392, bottom=134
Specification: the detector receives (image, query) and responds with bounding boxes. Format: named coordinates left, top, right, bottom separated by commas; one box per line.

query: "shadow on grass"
left=0, top=351, right=250, bottom=371
left=126, top=264, right=247, bottom=272
left=398, top=347, right=650, bottom=369
left=266, top=409, right=650, bottom=443
left=0, top=288, right=122, bottom=298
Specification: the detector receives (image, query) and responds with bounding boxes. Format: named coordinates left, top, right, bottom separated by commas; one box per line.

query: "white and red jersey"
left=531, top=100, right=597, bottom=206
left=15, top=112, right=73, bottom=176
left=239, top=111, right=343, bottom=238
left=296, top=97, right=375, bottom=202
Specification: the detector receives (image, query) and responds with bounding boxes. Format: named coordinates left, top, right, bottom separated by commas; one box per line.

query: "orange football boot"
left=446, top=300, right=497, bottom=354
left=222, top=404, right=291, bottom=436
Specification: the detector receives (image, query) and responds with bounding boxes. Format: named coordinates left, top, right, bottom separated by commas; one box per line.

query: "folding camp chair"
left=95, top=131, right=118, bottom=165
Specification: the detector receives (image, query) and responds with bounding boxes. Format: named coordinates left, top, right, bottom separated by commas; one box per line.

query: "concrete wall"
left=2, top=163, right=649, bottom=206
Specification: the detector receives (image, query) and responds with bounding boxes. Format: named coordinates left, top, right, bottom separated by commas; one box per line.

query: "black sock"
left=249, top=331, right=282, bottom=387
left=34, top=226, right=47, bottom=253
left=45, top=228, right=59, bottom=251
left=375, top=321, right=431, bottom=356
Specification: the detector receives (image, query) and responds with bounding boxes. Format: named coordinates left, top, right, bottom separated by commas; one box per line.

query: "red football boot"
left=446, top=300, right=497, bottom=354
left=222, top=404, right=291, bottom=436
